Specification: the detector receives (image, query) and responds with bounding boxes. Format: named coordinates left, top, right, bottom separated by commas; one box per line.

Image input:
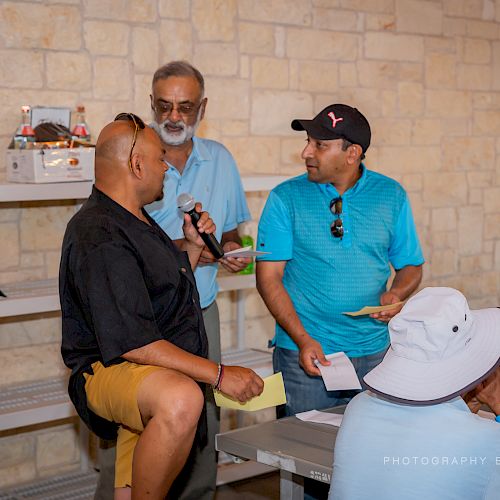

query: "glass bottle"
left=238, top=234, right=255, bottom=275
left=71, top=105, right=91, bottom=142
left=14, top=105, right=36, bottom=149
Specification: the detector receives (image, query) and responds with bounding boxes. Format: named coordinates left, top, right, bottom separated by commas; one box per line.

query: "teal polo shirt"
left=257, top=166, right=424, bottom=357
left=147, top=137, right=250, bottom=308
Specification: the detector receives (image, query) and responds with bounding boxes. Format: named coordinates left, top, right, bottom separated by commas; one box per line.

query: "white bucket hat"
left=363, top=287, right=500, bottom=404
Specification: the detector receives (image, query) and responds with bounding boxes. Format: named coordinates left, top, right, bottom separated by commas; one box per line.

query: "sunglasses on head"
left=114, top=113, right=146, bottom=171
left=329, top=197, right=344, bottom=239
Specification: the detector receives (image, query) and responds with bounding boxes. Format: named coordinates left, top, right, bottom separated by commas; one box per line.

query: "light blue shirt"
left=330, top=391, right=500, bottom=500
left=257, top=167, right=424, bottom=357
left=146, top=137, right=250, bottom=308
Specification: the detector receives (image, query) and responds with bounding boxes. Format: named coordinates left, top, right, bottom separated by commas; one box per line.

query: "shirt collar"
left=190, top=136, right=211, bottom=163
left=368, top=391, right=472, bottom=413
left=165, top=136, right=212, bottom=174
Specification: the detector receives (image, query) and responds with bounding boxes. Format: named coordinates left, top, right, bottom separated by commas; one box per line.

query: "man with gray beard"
left=147, top=61, right=252, bottom=500
left=94, top=61, right=252, bottom=500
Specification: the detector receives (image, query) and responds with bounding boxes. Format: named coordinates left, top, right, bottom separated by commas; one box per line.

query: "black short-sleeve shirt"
left=60, top=187, right=208, bottom=439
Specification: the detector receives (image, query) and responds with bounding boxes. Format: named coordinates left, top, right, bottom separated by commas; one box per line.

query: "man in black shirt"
left=60, top=114, right=263, bottom=500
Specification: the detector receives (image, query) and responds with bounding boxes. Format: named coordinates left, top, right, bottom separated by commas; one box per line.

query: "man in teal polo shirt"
left=256, top=103, right=424, bottom=499
left=257, top=103, right=424, bottom=416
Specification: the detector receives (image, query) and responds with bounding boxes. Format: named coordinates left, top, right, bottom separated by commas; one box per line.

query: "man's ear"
left=200, top=97, right=208, bottom=121
left=129, top=152, right=144, bottom=179
left=150, top=94, right=155, bottom=112
left=347, top=144, right=362, bottom=165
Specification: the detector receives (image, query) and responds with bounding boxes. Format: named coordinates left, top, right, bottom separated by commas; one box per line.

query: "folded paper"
left=343, top=302, right=404, bottom=317
left=214, top=372, right=286, bottom=411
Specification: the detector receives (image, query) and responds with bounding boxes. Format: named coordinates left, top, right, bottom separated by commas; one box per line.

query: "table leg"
left=280, top=470, right=304, bottom=500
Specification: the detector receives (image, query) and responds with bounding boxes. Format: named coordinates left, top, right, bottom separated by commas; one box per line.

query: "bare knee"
left=148, top=376, right=204, bottom=435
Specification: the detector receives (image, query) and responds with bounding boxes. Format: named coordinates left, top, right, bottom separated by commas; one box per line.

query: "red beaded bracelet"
left=216, top=364, right=225, bottom=391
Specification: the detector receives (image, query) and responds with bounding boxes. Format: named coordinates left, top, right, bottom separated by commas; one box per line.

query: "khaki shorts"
left=84, top=361, right=163, bottom=488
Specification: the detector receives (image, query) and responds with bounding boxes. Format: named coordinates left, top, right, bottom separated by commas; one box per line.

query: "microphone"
left=177, top=193, right=225, bottom=259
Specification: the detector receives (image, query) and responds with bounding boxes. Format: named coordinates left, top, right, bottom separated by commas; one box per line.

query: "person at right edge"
left=330, top=287, right=500, bottom=499
left=256, top=103, right=425, bottom=499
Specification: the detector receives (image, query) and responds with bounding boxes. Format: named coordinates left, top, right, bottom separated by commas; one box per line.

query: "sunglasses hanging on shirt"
left=329, top=197, right=344, bottom=239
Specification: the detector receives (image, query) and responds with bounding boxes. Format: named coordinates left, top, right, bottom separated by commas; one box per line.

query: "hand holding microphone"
left=177, top=193, right=225, bottom=260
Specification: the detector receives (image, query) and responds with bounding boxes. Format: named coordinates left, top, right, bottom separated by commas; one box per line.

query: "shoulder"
left=195, top=136, right=234, bottom=159
left=272, top=173, right=310, bottom=197
left=336, top=392, right=381, bottom=433
left=266, top=174, right=317, bottom=212
left=467, top=412, right=500, bottom=434
left=65, top=204, right=126, bottom=249
left=194, top=137, right=241, bottom=177
left=343, top=391, right=397, bottom=422
left=364, top=168, right=406, bottom=195
left=363, top=169, right=408, bottom=211
left=345, top=390, right=376, bottom=411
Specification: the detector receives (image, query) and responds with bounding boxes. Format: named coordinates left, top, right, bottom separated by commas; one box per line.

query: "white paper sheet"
left=295, top=409, right=343, bottom=427
left=223, top=245, right=270, bottom=258
left=316, top=352, right=362, bottom=391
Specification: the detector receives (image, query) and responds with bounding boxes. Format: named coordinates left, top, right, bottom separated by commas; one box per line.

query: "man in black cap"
left=256, top=102, right=424, bottom=413
left=256, top=104, right=424, bottom=497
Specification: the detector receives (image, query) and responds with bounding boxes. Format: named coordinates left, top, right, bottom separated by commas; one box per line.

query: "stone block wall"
left=0, top=0, right=499, bottom=487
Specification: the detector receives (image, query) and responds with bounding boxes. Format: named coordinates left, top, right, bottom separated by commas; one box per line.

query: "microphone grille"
left=177, top=192, right=195, bottom=212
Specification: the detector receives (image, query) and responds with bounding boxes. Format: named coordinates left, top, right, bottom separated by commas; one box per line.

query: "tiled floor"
left=0, top=470, right=282, bottom=500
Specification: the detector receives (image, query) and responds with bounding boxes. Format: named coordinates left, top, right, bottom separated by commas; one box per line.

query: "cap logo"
left=327, top=111, right=344, bottom=128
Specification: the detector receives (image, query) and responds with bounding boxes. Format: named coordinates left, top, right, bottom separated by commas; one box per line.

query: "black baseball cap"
left=291, top=103, right=371, bottom=153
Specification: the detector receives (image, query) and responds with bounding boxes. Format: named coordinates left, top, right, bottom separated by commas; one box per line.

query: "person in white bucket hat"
left=329, top=287, right=500, bottom=500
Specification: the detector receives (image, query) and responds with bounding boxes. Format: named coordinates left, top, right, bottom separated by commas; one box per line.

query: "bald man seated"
left=59, top=114, right=264, bottom=500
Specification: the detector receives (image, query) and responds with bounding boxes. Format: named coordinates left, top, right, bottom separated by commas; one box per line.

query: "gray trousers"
left=93, top=301, right=221, bottom=500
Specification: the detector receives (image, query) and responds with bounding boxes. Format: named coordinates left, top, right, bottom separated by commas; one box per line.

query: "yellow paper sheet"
left=343, top=302, right=404, bottom=317
left=214, top=372, right=287, bottom=411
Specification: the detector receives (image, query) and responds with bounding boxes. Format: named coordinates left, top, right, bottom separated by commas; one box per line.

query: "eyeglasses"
left=114, top=113, right=146, bottom=171
left=153, top=100, right=203, bottom=117
left=329, top=197, right=344, bottom=239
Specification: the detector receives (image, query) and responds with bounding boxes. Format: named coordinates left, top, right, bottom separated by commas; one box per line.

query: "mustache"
left=160, top=119, right=185, bottom=129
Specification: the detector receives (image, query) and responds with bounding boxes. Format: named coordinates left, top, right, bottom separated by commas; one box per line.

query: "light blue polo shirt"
left=146, top=136, right=250, bottom=308
left=256, top=166, right=424, bottom=357
left=330, top=391, right=500, bottom=499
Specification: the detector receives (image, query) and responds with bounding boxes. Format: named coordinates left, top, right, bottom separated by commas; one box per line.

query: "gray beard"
left=150, top=108, right=202, bottom=146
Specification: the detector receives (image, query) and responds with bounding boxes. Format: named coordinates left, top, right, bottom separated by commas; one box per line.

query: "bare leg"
left=131, top=370, right=204, bottom=499
left=115, top=487, right=131, bottom=500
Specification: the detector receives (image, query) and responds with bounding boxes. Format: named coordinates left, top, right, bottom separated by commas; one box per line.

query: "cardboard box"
left=31, top=106, right=71, bottom=129
left=6, top=148, right=94, bottom=183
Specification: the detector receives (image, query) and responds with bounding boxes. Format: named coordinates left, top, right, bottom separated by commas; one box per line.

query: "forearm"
left=122, top=339, right=218, bottom=385
left=173, top=238, right=203, bottom=270
left=256, top=272, right=311, bottom=349
left=221, top=228, right=242, bottom=247
left=390, top=265, right=423, bottom=300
